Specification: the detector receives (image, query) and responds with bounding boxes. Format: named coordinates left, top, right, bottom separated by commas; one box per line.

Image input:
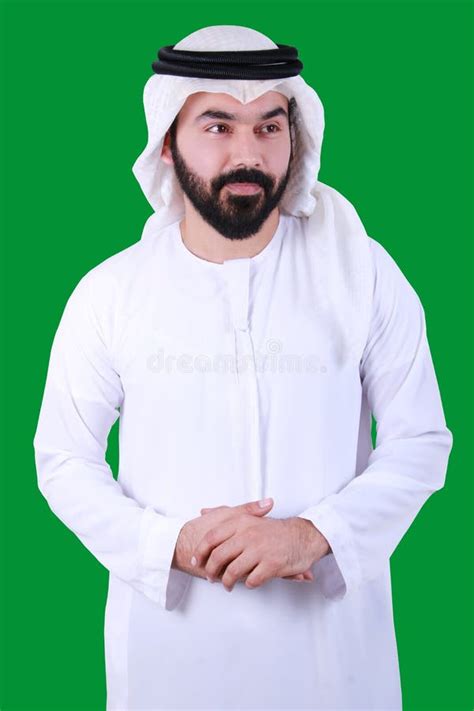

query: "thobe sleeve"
left=33, top=270, right=191, bottom=611
left=297, top=237, right=453, bottom=600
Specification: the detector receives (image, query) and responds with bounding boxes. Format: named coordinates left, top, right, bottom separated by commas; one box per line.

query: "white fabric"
left=33, top=190, right=452, bottom=709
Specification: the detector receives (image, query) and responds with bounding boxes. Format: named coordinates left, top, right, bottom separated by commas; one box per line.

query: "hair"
left=168, top=113, right=178, bottom=144
left=167, top=96, right=298, bottom=151
left=288, top=96, right=297, bottom=152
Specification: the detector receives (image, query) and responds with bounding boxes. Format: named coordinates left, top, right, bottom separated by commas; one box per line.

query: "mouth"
left=225, top=183, right=263, bottom=195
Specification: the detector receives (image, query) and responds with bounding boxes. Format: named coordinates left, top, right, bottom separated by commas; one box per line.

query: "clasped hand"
left=174, top=497, right=329, bottom=592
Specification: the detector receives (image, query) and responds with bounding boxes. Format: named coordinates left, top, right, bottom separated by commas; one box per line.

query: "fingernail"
left=191, top=556, right=197, bottom=566
left=258, top=498, right=272, bottom=508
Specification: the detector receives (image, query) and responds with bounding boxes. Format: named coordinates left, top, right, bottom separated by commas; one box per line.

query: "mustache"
left=212, top=169, right=274, bottom=193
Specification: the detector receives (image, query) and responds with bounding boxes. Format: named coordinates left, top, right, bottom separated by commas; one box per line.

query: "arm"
left=297, top=238, right=453, bottom=600
left=33, top=269, right=191, bottom=611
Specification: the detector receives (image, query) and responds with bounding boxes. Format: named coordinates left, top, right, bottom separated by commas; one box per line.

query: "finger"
left=205, top=537, right=245, bottom=583
left=245, top=562, right=271, bottom=590
left=283, top=569, right=314, bottom=582
left=283, top=573, right=305, bottom=581
left=201, top=499, right=274, bottom=518
left=191, top=521, right=236, bottom=570
left=238, top=498, right=274, bottom=517
left=200, top=505, right=230, bottom=514
left=221, top=552, right=259, bottom=592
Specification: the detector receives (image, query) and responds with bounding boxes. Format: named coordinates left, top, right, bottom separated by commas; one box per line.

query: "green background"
left=1, top=0, right=472, bottom=709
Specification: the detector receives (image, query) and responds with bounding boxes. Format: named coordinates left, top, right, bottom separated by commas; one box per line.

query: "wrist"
left=172, top=521, right=191, bottom=572
left=297, top=516, right=331, bottom=563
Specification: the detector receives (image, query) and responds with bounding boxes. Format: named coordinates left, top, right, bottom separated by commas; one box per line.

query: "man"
left=33, top=25, right=453, bottom=711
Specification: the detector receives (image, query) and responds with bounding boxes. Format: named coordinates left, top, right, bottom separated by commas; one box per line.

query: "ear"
left=161, top=131, right=173, bottom=166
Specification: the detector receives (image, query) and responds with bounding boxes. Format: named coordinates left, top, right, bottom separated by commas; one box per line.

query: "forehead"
left=178, top=90, right=289, bottom=121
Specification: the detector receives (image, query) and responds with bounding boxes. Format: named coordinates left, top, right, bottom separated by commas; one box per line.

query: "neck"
left=179, top=203, right=281, bottom=265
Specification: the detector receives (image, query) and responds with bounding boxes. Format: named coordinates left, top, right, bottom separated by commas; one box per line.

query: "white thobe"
left=33, top=207, right=453, bottom=711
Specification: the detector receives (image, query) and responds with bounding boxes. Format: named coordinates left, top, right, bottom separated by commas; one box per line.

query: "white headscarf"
left=131, top=25, right=325, bottom=242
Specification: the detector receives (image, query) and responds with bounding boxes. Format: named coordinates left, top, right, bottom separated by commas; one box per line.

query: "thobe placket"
left=223, top=258, right=264, bottom=502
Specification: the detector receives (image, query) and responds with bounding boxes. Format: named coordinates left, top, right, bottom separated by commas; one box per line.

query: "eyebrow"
left=194, top=106, right=288, bottom=124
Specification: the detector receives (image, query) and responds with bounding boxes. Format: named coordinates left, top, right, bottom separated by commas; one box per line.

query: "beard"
left=169, top=133, right=292, bottom=240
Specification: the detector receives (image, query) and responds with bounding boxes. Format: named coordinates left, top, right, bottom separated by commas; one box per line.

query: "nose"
left=229, top=129, right=263, bottom=169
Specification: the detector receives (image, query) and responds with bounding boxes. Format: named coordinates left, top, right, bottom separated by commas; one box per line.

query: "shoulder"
left=79, top=238, right=150, bottom=297
left=367, top=237, right=423, bottom=309
left=57, top=237, right=154, bottom=349
left=313, top=181, right=370, bottom=236
left=64, top=225, right=166, bottom=313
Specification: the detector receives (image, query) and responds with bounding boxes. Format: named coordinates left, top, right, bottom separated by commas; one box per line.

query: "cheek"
left=179, top=135, right=224, bottom=178
left=273, top=141, right=292, bottom=173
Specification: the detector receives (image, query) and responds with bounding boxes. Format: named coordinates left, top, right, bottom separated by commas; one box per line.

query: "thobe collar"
left=172, top=212, right=288, bottom=271
left=158, top=213, right=288, bottom=307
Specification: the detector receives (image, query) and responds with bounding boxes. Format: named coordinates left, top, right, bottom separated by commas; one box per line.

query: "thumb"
left=241, top=497, right=274, bottom=516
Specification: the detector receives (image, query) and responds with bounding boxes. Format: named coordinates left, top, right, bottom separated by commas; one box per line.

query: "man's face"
left=161, top=91, right=293, bottom=240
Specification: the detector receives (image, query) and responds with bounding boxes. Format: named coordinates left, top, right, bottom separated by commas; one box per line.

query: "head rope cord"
left=151, top=44, right=303, bottom=80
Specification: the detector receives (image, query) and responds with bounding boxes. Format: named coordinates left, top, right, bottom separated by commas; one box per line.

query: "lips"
left=225, top=183, right=263, bottom=195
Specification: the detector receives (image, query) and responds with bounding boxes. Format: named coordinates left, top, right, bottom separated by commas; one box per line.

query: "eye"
left=260, top=124, right=281, bottom=134
left=206, top=124, right=230, bottom=134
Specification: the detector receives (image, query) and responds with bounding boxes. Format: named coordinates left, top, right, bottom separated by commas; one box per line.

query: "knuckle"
left=206, top=551, right=221, bottom=574
left=204, top=530, right=217, bottom=546
left=194, top=542, right=206, bottom=557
